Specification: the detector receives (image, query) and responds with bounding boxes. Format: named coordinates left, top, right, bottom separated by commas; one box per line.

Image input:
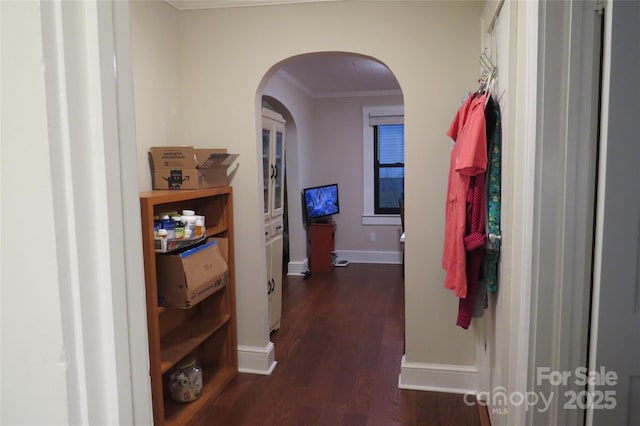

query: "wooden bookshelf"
left=140, top=187, right=237, bottom=426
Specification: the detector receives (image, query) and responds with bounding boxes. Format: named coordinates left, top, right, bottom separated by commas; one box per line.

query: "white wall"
left=1, top=2, right=70, bottom=423
left=131, top=0, right=183, bottom=190
left=173, top=1, right=483, bottom=368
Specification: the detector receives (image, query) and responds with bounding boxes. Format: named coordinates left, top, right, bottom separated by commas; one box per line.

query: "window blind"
left=377, top=124, right=404, bottom=165
left=369, top=114, right=404, bottom=126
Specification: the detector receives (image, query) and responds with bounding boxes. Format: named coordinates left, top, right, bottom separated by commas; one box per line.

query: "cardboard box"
left=208, top=237, right=229, bottom=264
left=149, top=146, right=239, bottom=190
left=156, top=240, right=228, bottom=308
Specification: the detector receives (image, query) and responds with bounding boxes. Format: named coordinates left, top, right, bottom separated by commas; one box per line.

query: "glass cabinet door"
left=262, top=128, right=271, bottom=217
left=262, top=109, right=286, bottom=220
left=272, top=130, right=284, bottom=215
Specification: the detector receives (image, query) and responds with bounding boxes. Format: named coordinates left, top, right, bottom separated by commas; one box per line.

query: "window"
left=362, top=105, right=404, bottom=225
left=374, top=124, right=404, bottom=214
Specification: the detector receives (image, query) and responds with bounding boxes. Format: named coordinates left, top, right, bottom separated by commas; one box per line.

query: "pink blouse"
left=442, top=94, right=488, bottom=298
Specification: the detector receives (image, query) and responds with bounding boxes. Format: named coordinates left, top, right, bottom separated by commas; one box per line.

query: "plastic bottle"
left=173, top=217, right=185, bottom=239
left=182, top=210, right=197, bottom=236
left=153, top=215, right=160, bottom=238
left=195, top=219, right=204, bottom=237
left=158, top=229, right=168, bottom=252
left=160, top=214, right=175, bottom=239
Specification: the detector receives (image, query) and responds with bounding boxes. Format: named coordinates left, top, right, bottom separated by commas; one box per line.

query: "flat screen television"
left=303, top=183, right=340, bottom=223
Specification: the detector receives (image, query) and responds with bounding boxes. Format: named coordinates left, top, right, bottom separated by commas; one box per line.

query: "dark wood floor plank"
left=203, top=263, right=480, bottom=426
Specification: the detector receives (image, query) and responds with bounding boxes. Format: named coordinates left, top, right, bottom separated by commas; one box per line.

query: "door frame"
left=528, top=1, right=602, bottom=425
left=587, top=0, right=640, bottom=423
left=38, top=0, right=153, bottom=423
left=50, top=1, right=606, bottom=423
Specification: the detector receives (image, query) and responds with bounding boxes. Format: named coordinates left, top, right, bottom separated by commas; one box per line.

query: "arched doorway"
left=256, top=50, right=405, bottom=341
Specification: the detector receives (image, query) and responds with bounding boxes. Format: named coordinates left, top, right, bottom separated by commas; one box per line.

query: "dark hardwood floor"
left=202, top=263, right=481, bottom=425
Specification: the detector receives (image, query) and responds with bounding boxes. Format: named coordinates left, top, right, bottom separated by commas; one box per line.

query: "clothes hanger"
left=477, top=50, right=497, bottom=97
left=478, top=49, right=498, bottom=106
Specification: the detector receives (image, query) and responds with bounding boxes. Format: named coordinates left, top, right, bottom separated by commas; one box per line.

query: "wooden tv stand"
left=310, top=221, right=336, bottom=273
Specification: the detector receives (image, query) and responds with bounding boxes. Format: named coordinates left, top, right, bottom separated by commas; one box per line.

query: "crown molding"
left=165, top=0, right=341, bottom=11
left=312, top=89, right=403, bottom=99
left=275, top=70, right=402, bottom=99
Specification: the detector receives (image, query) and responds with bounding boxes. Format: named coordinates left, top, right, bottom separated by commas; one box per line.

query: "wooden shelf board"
left=140, top=187, right=231, bottom=203
left=160, top=314, right=231, bottom=374
left=163, top=364, right=237, bottom=426
left=206, top=225, right=228, bottom=237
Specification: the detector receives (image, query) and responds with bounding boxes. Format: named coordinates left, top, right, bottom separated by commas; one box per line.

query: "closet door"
left=590, top=1, right=640, bottom=424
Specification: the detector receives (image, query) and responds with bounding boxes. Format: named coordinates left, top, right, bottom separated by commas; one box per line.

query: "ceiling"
left=164, top=0, right=401, bottom=97
left=276, top=53, right=401, bottom=97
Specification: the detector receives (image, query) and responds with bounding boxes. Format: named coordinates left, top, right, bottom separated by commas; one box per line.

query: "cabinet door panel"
left=266, top=239, right=272, bottom=306
left=262, top=128, right=271, bottom=220
left=272, top=129, right=285, bottom=218
left=269, top=234, right=283, bottom=331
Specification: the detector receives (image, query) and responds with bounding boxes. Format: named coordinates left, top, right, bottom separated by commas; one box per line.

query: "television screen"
left=303, top=183, right=340, bottom=223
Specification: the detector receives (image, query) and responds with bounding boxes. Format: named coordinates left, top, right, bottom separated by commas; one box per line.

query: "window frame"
left=362, top=105, right=404, bottom=225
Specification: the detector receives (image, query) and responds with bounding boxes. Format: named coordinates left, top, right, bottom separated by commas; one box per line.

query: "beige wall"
left=133, top=1, right=482, bottom=366
left=131, top=0, right=182, bottom=190
left=263, top=75, right=405, bottom=264
left=312, top=95, right=404, bottom=252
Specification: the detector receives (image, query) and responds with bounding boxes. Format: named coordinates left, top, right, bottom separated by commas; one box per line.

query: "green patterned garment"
left=485, top=104, right=501, bottom=293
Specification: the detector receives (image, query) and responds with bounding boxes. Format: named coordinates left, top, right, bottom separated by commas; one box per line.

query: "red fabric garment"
left=442, top=94, right=488, bottom=298
left=457, top=173, right=486, bottom=329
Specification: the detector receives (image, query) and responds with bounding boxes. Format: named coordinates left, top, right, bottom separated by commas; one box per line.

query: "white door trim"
left=506, top=2, right=539, bottom=425
left=40, top=1, right=153, bottom=423
left=111, top=1, right=155, bottom=423
left=476, top=2, right=539, bottom=425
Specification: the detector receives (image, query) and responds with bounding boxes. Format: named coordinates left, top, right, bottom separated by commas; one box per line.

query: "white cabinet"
left=262, top=108, right=285, bottom=332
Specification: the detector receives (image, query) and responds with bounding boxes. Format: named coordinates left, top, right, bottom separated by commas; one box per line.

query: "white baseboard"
left=398, top=355, right=477, bottom=394
left=287, top=258, right=309, bottom=276
left=237, top=342, right=277, bottom=375
left=334, top=249, right=402, bottom=264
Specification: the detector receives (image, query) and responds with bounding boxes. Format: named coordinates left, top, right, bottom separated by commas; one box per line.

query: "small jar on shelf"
left=168, top=357, right=203, bottom=403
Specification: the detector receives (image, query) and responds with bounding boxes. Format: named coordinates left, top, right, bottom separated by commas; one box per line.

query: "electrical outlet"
left=370, top=232, right=376, bottom=242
